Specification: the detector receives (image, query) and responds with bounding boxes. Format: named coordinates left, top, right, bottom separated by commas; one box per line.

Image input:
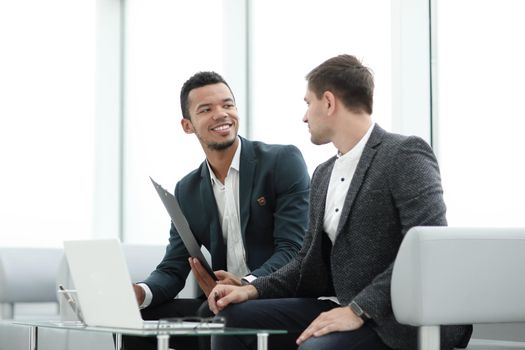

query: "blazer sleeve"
left=140, top=184, right=192, bottom=307
left=252, top=223, right=314, bottom=298
left=249, top=145, right=310, bottom=278
left=353, top=136, right=447, bottom=322
left=252, top=163, right=324, bottom=298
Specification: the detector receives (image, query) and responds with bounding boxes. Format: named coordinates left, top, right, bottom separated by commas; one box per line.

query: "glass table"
left=14, top=320, right=286, bottom=350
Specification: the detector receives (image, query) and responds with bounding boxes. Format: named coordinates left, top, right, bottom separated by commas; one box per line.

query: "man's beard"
left=207, top=138, right=236, bottom=150
left=194, top=131, right=237, bottom=151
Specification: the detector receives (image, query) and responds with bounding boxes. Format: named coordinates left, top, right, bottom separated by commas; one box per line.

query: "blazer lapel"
left=199, top=163, right=226, bottom=271
left=335, top=124, right=384, bottom=236
left=313, top=160, right=334, bottom=237
left=238, top=137, right=256, bottom=241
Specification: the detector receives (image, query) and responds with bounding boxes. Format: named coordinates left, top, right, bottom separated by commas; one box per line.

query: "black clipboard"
left=150, top=177, right=218, bottom=281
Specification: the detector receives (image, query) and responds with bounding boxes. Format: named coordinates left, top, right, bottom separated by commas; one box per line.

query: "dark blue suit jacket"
left=144, top=137, right=310, bottom=307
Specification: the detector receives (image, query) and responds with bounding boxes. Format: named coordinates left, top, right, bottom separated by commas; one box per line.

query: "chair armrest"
left=391, top=227, right=525, bottom=326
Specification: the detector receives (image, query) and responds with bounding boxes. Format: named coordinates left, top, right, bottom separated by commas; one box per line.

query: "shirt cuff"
left=137, top=283, right=153, bottom=309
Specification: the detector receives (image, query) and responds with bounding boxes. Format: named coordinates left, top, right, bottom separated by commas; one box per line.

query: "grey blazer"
left=252, top=125, right=471, bottom=350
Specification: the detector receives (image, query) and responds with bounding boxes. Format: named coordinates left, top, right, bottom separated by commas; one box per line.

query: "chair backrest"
left=391, top=226, right=525, bottom=326
left=0, top=246, right=63, bottom=319
left=120, top=243, right=167, bottom=283
left=56, top=243, right=168, bottom=290
left=0, top=243, right=195, bottom=320
left=0, top=247, right=63, bottom=304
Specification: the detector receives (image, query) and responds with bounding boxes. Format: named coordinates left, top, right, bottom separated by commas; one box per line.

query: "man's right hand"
left=132, top=283, right=145, bottom=305
left=207, top=284, right=258, bottom=315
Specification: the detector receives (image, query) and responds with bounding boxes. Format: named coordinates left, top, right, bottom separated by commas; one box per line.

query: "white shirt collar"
left=207, top=137, right=242, bottom=185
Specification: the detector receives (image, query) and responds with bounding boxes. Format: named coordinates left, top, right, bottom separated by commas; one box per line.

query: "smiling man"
left=122, top=71, right=310, bottom=350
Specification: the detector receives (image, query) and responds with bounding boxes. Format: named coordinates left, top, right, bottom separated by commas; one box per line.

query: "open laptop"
left=63, top=239, right=223, bottom=330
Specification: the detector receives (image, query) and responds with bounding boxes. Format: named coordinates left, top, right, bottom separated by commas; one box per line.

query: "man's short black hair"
left=180, top=71, right=235, bottom=119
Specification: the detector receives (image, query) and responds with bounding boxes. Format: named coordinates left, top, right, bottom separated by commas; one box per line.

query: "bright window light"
left=0, top=1, right=96, bottom=246
left=435, top=0, right=525, bottom=227
left=249, top=0, right=392, bottom=174
left=123, top=0, right=227, bottom=243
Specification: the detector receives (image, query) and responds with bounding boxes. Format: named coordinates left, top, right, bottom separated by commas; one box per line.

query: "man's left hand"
left=189, top=257, right=217, bottom=297
left=296, top=306, right=365, bottom=345
left=189, top=257, right=242, bottom=297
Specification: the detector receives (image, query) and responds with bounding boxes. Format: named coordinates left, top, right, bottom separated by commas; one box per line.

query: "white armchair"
left=391, top=226, right=525, bottom=350
left=1, top=242, right=197, bottom=350
left=0, top=247, right=62, bottom=319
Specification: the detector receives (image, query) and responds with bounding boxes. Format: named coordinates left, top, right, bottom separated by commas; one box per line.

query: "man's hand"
left=132, top=283, right=145, bottom=305
left=296, top=306, right=365, bottom=345
left=215, top=270, right=242, bottom=286
left=189, top=257, right=217, bottom=297
left=189, top=257, right=243, bottom=297
left=207, top=284, right=258, bottom=315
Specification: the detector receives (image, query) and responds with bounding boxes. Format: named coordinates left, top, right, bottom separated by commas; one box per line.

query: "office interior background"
left=1, top=0, right=524, bottom=248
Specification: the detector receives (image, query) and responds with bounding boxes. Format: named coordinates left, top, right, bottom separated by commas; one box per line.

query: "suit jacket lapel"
left=335, top=124, right=384, bottom=236
left=313, top=161, right=334, bottom=237
left=199, top=163, right=226, bottom=271
left=238, top=137, right=256, bottom=241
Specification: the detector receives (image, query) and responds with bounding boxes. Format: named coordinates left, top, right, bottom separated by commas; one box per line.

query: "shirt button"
left=335, top=208, right=339, bottom=213
left=341, top=178, right=345, bottom=181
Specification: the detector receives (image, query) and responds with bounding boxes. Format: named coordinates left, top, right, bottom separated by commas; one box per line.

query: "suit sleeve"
left=140, top=184, right=192, bottom=307
left=249, top=145, right=310, bottom=278
left=252, top=221, right=314, bottom=298
left=353, top=136, right=447, bottom=322
left=252, top=163, right=323, bottom=298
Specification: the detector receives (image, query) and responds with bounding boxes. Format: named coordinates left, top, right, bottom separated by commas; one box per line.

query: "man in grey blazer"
left=208, top=55, right=472, bottom=350
left=123, top=72, right=310, bottom=350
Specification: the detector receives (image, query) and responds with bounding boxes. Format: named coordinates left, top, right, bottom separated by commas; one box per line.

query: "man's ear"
left=181, top=118, right=194, bottom=134
left=323, top=91, right=336, bottom=115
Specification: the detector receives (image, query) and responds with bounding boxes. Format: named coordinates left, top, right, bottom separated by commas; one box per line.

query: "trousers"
left=212, top=298, right=392, bottom=350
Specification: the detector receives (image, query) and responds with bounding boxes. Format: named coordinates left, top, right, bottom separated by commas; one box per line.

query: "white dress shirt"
left=208, top=139, right=250, bottom=278
left=323, top=123, right=374, bottom=243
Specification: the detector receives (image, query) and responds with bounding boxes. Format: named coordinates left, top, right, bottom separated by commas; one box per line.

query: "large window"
left=122, top=0, right=394, bottom=244
left=0, top=1, right=434, bottom=247
left=434, top=0, right=525, bottom=227
left=123, top=0, right=233, bottom=243
left=249, top=0, right=392, bottom=174
left=0, top=1, right=96, bottom=246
